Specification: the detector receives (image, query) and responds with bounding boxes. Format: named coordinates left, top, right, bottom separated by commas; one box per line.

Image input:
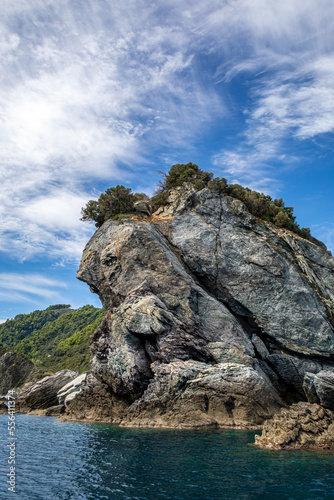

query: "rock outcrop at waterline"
left=254, top=402, right=334, bottom=449
left=16, top=370, right=79, bottom=413
left=72, top=184, right=334, bottom=428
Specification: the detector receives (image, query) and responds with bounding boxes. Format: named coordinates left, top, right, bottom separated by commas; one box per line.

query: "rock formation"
left=58, top=372, right=91, bottom=406
left=16, top=370, right=78, bottom=412
left=62, top=373, right=128, bottom=423
left=0, top=347, right=34, bottom=395
left=73, top=184, right=334, bottom=428
left=56, top=371, right=127, bottom=423
left=254, top=402, right=334, bottom=449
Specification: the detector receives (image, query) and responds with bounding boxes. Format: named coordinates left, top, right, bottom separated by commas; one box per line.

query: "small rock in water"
left=254, top=402, right=334, bottom=449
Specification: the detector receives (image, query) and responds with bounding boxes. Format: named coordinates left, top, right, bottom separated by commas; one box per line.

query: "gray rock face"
left=303, top=371, right=334, bottom=410
left=158, top=188, right=334, bottom=357
left=134, top=200, right=152, bottom=216
left=45, top=405, right=65, bottom=416
left=76, top=186, right=334, bottom=427
left=123, top=360, right=283, bottom=428
left=63, top=375, right=127, bottom=423
left=17, top=370, right=78, bottom=411
left=57, top=372, right=90, bottom=406
left=0, top=350, right=34, bottom=395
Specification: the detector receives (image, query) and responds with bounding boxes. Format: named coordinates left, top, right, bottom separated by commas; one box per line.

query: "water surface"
left=0, top=415, right=333, bottom=499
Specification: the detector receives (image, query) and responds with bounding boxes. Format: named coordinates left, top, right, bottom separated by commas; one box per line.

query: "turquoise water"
left=0, top=415, right=333, bottom=500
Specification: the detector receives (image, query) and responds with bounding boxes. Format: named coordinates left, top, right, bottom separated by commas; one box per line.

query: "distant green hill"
left=0, top=304, right=105, bottom=373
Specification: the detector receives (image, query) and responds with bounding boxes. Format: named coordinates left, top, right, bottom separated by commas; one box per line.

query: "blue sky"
left=1, top=0, right=334, bottom=321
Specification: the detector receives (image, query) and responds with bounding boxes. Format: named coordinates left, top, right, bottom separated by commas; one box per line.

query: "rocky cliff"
left=74, top=184, right=334, bottom=428
left=0, top=346, right=34, bottom=396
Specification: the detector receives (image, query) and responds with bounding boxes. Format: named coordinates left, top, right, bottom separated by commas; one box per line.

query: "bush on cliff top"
left=81, top=185, right=148, bottom=228
left=81, top=162, right=313, bottom=242
left=157, top=163, right=214, bottom=191
left=224, top=183, right=312, bottom=239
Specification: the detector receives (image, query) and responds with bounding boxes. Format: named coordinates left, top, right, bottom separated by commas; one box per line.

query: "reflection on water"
left=0, top=415, right=333, bottom=500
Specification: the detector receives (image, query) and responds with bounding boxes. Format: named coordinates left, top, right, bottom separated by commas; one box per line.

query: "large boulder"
left=62, top=375, right=128, bottom=423
left=57, top=372, right=90, bottom=406
left=303, top=370, right=334, bottom=410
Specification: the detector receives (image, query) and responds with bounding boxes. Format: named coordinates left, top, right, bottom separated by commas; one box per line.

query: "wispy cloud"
left=0, top=273, right=67, bottom=303
left=213, top=55, right=334, bottom=192
left=252, top=56, right=334, bottom=140
left=1, top=0, right=334, bottom=260
left=0, top=0, right=224, bottom=261
left=210, top=1, right=334, bottom=192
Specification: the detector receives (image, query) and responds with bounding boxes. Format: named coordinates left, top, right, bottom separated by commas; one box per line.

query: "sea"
left=0, top=414, right=333, bottom=500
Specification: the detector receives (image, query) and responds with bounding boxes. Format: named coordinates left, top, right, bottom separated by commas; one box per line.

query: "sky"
left=0, top=0, right=334, bottom=321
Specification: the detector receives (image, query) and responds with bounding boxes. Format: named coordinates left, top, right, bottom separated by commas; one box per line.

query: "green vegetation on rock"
left=81, top=185, right=148, bottom=227
left=157, top=162, right=214, bottom=191
left=0, top=304, right=72, bottom=346
left=153, top=163, right=313, bottom=240
left=223, top=183, right=312, bottom=240
left=0, top=304, right=105, bottom=373
left=80, top=162, right=323, bottom=245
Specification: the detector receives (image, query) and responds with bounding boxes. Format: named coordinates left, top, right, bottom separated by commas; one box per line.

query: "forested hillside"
left=0, top=305, right=105, bottom=373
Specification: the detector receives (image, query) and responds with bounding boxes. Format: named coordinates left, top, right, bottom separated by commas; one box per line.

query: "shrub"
left=151, top=163, right=215, bottom=212
left=207, top=177, right=228, bottom=192
left=274, top=210, right=291, bottom=228
left=150, top=191, right=169, bottom=212
left=81, top=185, right=148, bottom=227
left=80, top=163, right=314, bottom=244
left=300, top=227, right=311, bottom=239
left=158, top=163, right=214, bottom=192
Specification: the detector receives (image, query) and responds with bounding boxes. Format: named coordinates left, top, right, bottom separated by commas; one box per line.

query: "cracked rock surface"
left=74, top=185, right=334, bottom=428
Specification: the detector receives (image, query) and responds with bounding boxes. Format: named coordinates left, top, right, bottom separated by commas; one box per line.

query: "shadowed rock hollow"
left=73, top=184, right=334, bottom=428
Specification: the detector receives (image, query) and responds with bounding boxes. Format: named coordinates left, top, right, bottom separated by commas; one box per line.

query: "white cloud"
left=18, top=190, right=91, bottom=231
left=0, top=273, right=67, bottom=303
left=204, top=0, right=334, bottom=191
left=0, top=0, right=226, bottom=262
left=251, top=56, right=334, bottom=140
left=212, top=56, right=334, bottom=191
left=213, top=150, right=282, bottom=195
left=1, top=0, right=334, bottom=260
